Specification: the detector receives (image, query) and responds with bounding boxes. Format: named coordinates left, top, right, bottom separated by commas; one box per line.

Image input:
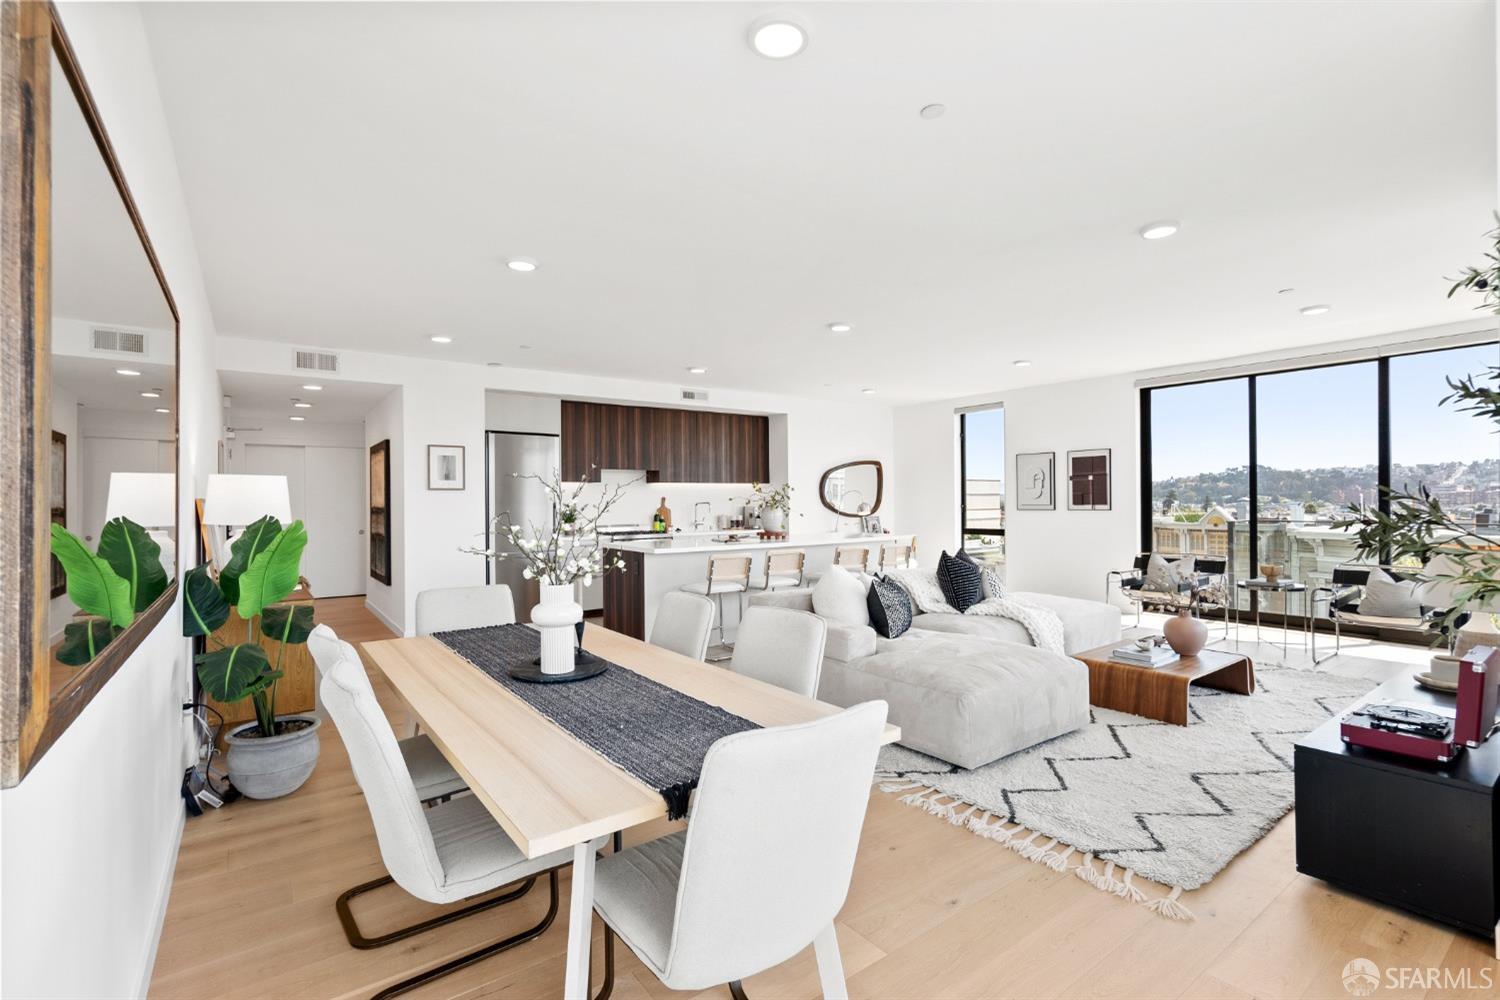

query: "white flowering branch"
left=460, top=466, right=642, bottom=586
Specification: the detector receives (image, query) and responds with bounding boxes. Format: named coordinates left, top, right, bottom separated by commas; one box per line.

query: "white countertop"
left=605, top=532, right=905, bottom=556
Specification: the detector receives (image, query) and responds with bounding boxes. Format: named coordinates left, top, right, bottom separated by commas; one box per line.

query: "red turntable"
left=1340, top=646, right=1498, bottom=764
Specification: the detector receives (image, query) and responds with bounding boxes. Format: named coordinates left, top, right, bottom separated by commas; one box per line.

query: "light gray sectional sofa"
left=749, top=586, right=1120, bottom=769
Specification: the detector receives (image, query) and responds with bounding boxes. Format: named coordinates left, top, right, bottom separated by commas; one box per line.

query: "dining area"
left=306, top=582, right=900, bottom=1000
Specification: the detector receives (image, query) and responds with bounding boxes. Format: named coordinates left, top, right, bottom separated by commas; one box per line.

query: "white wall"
left=222, top=340, right=896, bottom=633
left=1, top=3, right=221, bottom=997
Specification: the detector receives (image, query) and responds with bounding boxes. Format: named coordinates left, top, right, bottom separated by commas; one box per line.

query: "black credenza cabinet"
left=1294, top=677, right=1498, bottom=939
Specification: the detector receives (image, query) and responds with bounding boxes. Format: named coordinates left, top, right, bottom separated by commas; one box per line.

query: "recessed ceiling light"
left=154, top=407, right=170, bottom=414
left=686, top=366, right=707, bottom=375
left=1138, top=220, right=1179, bottom=240
left=1300, top=304, right=1332, bottom=316
left=289, top=415, right=305, bottom=422
left=294, top=401, right=313, bottom=409
left=749, top=19, right=807, bottom=59
left=861, top=388, right=877, bottom=395
left=828, top=322, right=852, bottom=334
left=140, top=390, right=161, bottom=398
left=302, top=384, right=323, bottom=391
left=919, top=104, right=946, bottom=120
left=430, top=335, right=453, bottom=344
left=1013, top=360, right=1032, bottom=368
left=506, top=258, right=538, bottom=272
left=115, top=368, right=140, bottom=376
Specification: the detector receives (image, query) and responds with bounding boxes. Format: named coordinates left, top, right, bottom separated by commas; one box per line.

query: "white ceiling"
left=219, top=370, right=396, bottom=424
left=141, top=1, right=1496, bottom=403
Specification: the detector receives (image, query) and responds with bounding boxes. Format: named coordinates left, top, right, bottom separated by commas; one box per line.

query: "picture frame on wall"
left=427, top=444, right=466, bottom=491
left=49, top=431, right=66, bottom=598
left=370, top=439, right=392, bottom=585
left=1015, top=452, right=1055, bottom=510
left=1067, top=448, right=1112, bottom=510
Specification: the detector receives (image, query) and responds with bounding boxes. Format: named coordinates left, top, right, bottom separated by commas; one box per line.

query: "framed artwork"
left=864, top=515, right=883, bottom=534
left=370, top=440, right=391, bottom=585
left=1067, top=448, right=1112, bottom=510
left=427, top=444, right=465, bottom=491
left=49, top=431, right=66, bottom=598
left=1015, top=452, right=1055, bottom=510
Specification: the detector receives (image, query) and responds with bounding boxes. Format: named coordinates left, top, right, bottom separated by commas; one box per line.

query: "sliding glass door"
left=1140, top=340, right=1499, bottom=622
left=960, top=407, right=1005, bottom=572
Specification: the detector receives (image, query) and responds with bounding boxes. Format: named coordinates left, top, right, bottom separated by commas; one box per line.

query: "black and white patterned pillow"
left=936, top=550, right=983, bottom=612
left=867, top=575, right=913, bottom=638
left=980, top=566, right=1004, bottom=601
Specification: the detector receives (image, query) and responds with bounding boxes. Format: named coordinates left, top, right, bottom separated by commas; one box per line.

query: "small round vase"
left=760, top=508, right=785, bottom=533
left=532, top=583, right=583, bottom=675
left=1163, top=609, right=1208, bottom=656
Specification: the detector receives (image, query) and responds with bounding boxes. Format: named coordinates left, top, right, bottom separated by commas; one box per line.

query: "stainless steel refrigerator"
left=486, top=431, right=561, bottom=622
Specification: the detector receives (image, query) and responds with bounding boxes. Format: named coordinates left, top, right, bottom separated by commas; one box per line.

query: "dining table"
left=361, top=621, right=902, bottom=999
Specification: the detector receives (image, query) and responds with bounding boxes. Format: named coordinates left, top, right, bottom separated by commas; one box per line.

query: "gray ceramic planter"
left=224, top=715, right=321, bottom=799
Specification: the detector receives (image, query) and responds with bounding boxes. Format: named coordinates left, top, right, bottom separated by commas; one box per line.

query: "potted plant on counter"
left=183, top=515, right=320, bottom=799
left=747, top=481, right=795, bottom=534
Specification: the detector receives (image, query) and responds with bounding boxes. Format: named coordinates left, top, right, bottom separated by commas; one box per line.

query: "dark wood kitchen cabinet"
left=561, top=400, right=769, bottom=483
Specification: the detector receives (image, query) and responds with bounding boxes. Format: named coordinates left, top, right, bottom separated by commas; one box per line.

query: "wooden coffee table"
left=1074, top=644, right=1255, bottom=725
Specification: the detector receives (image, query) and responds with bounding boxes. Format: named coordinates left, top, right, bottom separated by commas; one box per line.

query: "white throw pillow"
left=1360, top=567, right=1423, bottom=618
left=981, top=567, right=1005, bottom=600
left=1143, top=553, right=1194, bottom=592
left=812, top=565, right=871, bottom=627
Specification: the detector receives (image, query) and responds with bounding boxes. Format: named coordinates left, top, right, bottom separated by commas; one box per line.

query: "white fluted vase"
left=533, top=582, right=583, bottom=675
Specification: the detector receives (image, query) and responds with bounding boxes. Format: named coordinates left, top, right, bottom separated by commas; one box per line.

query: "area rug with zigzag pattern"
left=874, top=664, right=1376, bottom=920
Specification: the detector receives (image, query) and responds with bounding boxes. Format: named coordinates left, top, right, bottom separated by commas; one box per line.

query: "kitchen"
left=484, top=391, right=903, bottom=638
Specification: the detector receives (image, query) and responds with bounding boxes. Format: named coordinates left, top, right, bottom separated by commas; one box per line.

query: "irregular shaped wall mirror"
left=2, top=6, right=180, bottom=786
left=819, top=460, right=884, bottom=517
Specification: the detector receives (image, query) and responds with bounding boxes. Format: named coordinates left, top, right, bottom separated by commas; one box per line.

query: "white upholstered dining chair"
left=649, top=591, right=716, bottom=662
left=308, top=625, right=466, bottom=803
left=728, top=605, right=828, bottom=698
left=588, top=700, right=889, bottom=1000
left=414, top=583, right=517, bottom=634
left=316, top=628, right=606, bottom=999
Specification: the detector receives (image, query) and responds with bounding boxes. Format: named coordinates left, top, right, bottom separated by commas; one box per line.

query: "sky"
left=1150, top=342, right=1499, bottom=479
left=964, top=406, right=1005, bottom=482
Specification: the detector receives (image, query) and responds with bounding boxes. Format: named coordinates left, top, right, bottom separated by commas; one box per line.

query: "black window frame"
left=1140, top=340, right=1499, bottom=574
left=959, top=408, right=1006, bottom=542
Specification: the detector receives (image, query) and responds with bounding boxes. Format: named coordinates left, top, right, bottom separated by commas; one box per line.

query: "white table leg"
left=563, top=841, right=596, bottom=999
left=812, top=922, right=849, bottom=1000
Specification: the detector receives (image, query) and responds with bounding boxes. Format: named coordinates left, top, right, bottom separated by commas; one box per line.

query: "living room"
left=2, top=2, right=1498, bottom=999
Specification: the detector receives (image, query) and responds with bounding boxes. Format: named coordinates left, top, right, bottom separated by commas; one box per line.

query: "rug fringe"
left=879, top=782, right=1196, bottom=922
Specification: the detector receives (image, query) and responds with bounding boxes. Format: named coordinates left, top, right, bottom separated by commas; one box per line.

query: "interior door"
left=304, top=446, right=366, bottom=597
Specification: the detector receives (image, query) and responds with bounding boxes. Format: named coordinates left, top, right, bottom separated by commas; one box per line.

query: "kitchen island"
left=603, top=532, right=913, bottom=641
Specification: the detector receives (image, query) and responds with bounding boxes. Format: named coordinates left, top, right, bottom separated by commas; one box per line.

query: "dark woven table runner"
left=432, top=623, right=759, bottom=819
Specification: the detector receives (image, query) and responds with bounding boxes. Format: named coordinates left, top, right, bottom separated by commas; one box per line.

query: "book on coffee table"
left=1110, top=646, right=1180, bottom=668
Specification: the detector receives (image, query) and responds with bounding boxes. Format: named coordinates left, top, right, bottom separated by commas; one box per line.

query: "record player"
left=1340, top=646, right=1499, bottom=764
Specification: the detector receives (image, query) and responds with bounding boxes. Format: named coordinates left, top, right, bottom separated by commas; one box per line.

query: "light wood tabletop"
left=361, top=622, right=902, bottom=860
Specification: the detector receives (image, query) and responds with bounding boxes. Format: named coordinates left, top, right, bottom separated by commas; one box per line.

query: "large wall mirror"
left=1, top=4, right=180, bottom=786
left=819, top=460, right=884, bottom=517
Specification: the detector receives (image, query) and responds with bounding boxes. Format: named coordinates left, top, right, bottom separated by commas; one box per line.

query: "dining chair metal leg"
left=367, top=868, right=561, bottom=1000
left=728, top=981, right=750, bottom=1000
left=591, top=923, right=617, bottom=1000
left=337, top=872, right=538, bottom=949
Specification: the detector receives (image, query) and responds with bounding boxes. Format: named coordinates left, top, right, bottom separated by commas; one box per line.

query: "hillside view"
left=1151, top=458, right=1500, bottom=513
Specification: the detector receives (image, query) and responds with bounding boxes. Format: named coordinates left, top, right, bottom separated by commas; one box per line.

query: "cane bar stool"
left=681, top=555, right=752, bottom=654
left=878, top=541, right=915, bottom=572
left=749, top=549, right=806, bottom=594
left=834, top=547, right=869, bottom=573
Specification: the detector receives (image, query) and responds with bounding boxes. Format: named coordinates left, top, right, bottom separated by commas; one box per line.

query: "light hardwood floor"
left=149, top=599, right=1497, bottom=1000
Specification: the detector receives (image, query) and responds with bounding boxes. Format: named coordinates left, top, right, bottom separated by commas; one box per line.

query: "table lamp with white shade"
left=202, top=474, right=292, bottom=568
left=105, top=472, right=177, bottom=572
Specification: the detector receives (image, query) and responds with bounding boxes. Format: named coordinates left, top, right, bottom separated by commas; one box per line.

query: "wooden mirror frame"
left=818, top=460, right=884, bottom=517
left=1, top=2, right=181, bottom=787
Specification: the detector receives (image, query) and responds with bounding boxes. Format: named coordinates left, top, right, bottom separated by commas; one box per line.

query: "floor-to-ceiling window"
left=1140, top=339, right=1500, bottom=623
left=1145, top=377, right=1249, bottom=605
left=1390, top=342, right=1500, bottom=543
left=960, top=406, right=1005, bottom=570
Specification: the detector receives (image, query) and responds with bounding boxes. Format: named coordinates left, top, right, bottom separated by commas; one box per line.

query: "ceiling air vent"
left=294, top=349, right=340, bottom=373
left=681, top=388, right=709, bottom=402
left=90, top=327, right=147, bottom=355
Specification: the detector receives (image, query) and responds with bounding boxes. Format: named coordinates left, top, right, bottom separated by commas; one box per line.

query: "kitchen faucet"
left=693, top=501, right=712, bottom=531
